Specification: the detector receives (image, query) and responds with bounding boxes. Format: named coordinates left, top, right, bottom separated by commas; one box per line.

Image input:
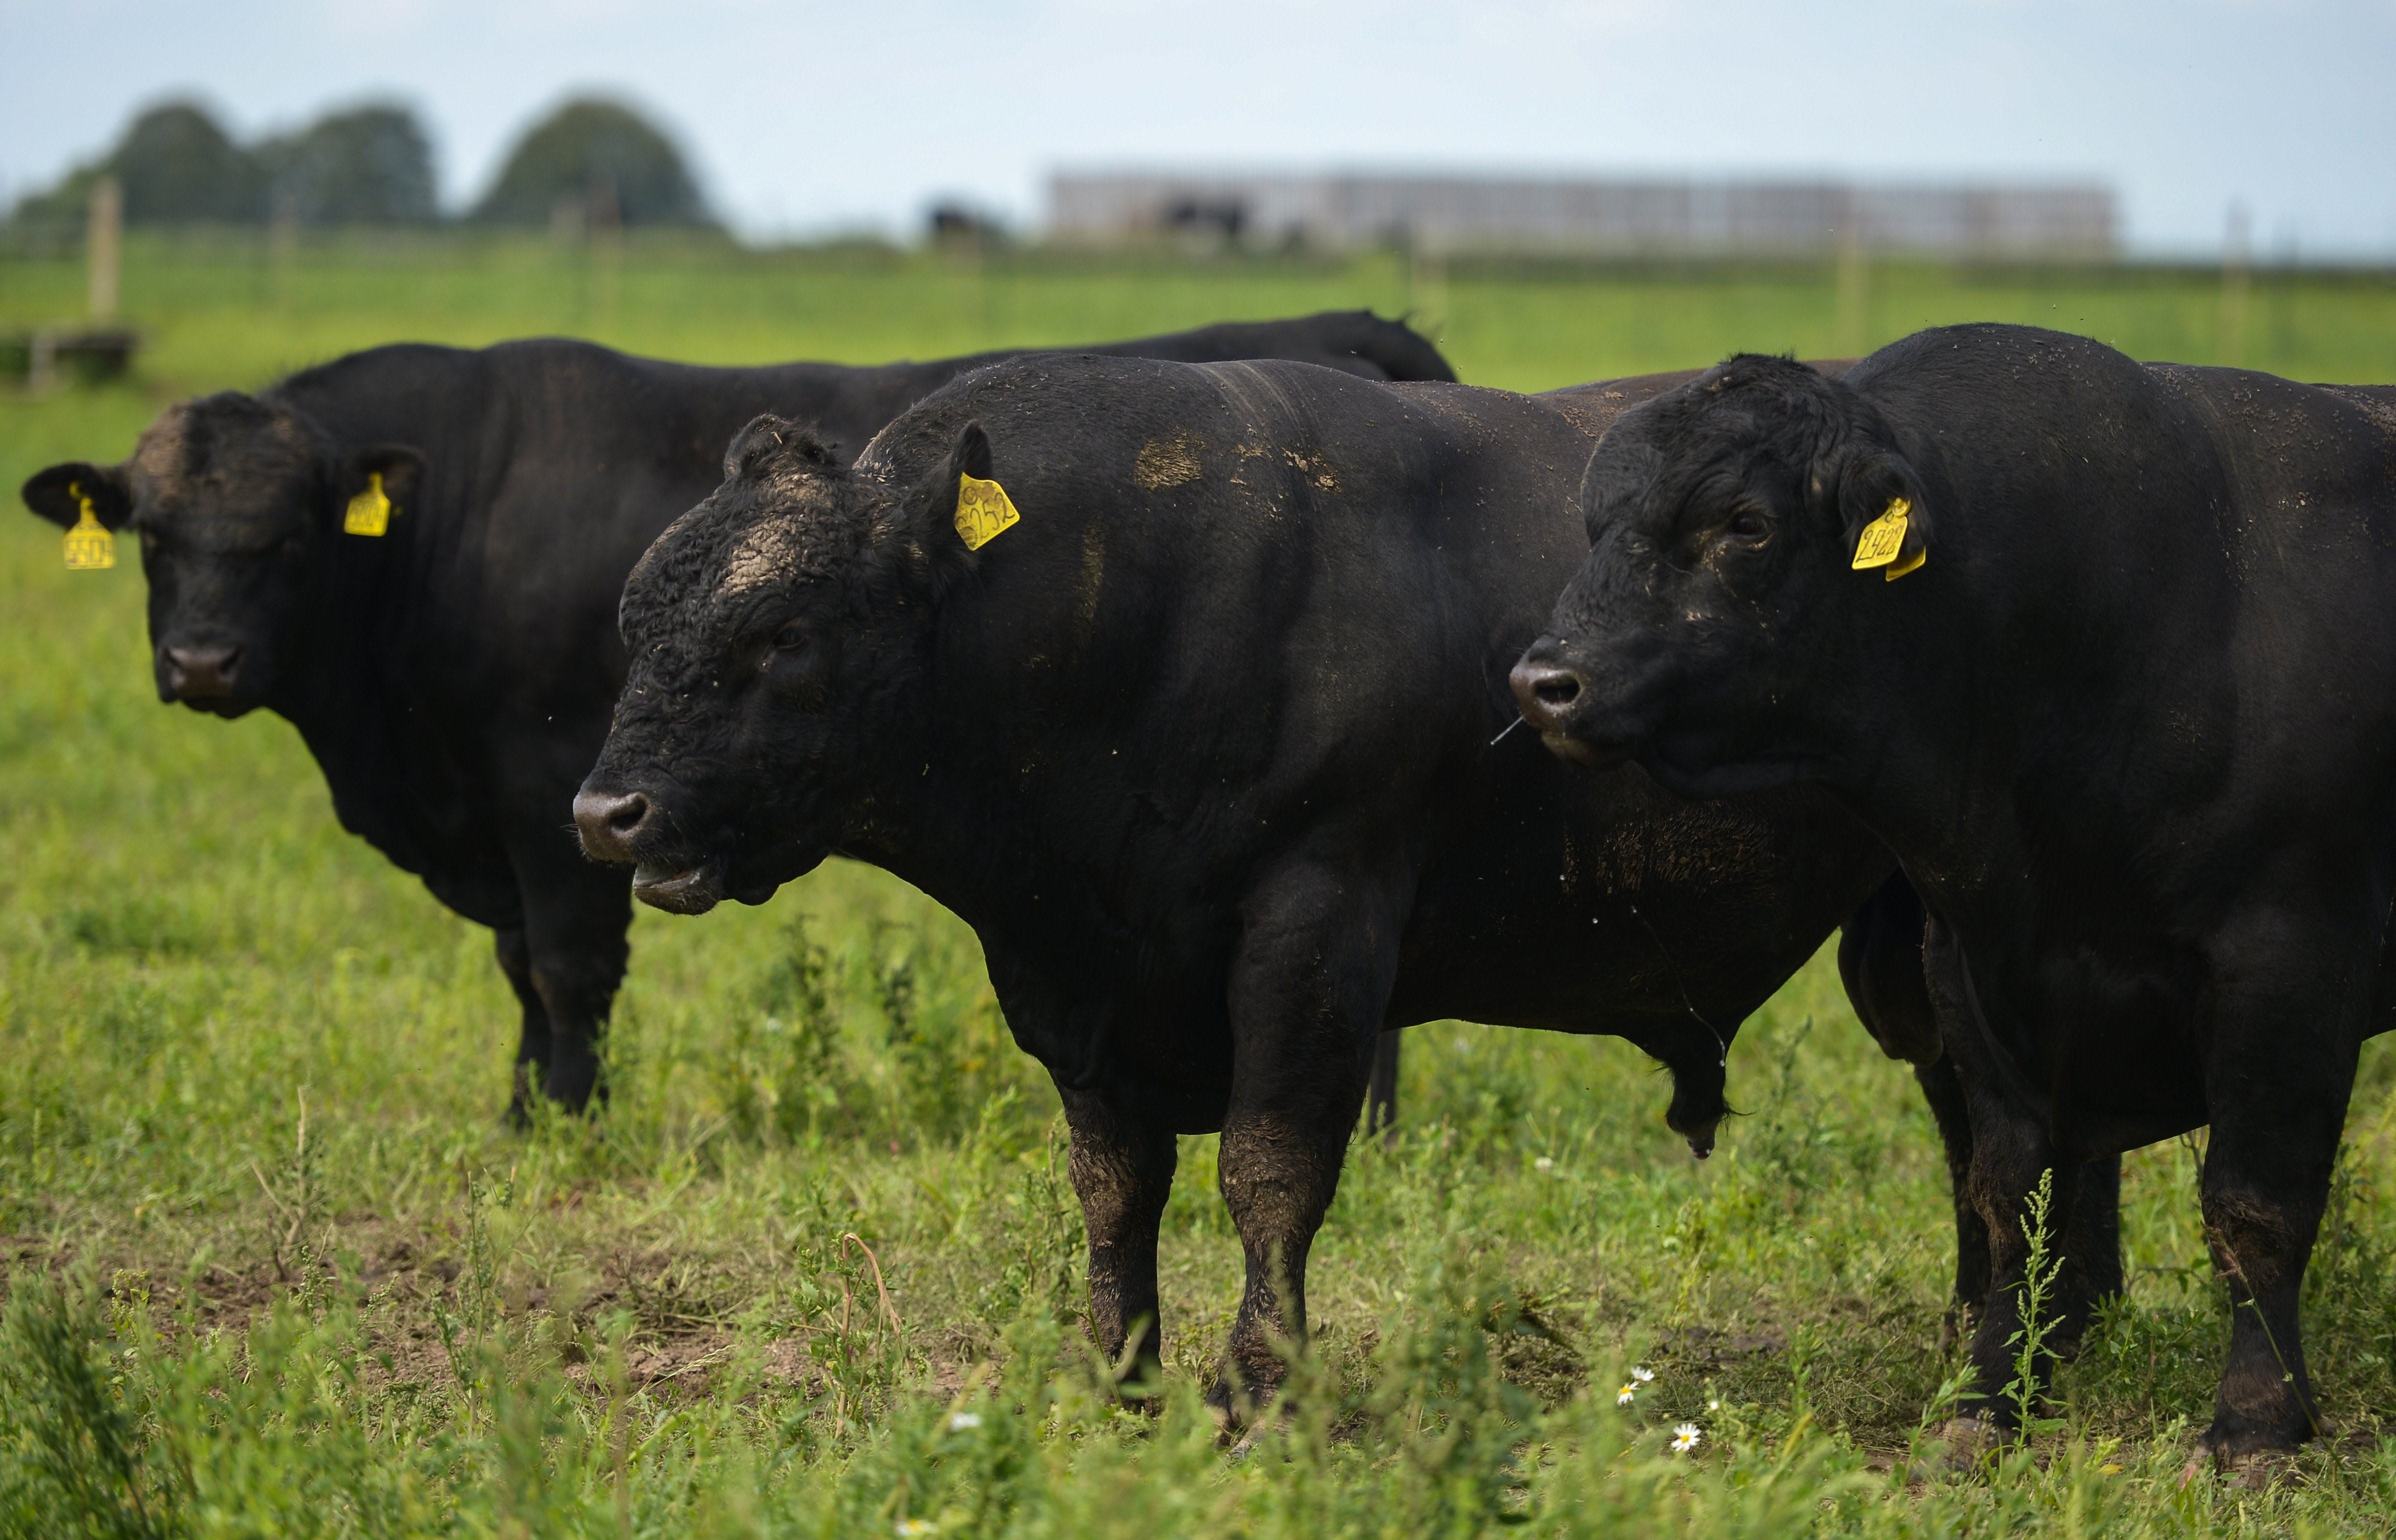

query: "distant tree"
left=107, top=102, right=268, bottom=223
left=8, top=100, right=267, bottom=230
left=257, top=104, right=438, bottom=226
left=470, top=97, right=713, bottom=228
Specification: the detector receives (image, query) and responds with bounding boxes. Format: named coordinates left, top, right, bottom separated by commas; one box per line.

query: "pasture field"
left=5, top=235, right=2396, bottom=1536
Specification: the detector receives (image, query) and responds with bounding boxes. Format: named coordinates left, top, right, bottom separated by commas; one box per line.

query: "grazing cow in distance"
left=1512, top=323, right=2396, bottom=1465
left=570, top=352, right=1980, bottom=1424
left=21, top=313, right=1450, bottom=1121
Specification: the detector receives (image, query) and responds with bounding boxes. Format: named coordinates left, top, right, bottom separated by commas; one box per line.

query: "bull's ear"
left=22, top=462, right=132, bottom=530
left=946, top=420, right=994, bottom=487
left=890, top=420, right=1001, bottom=582
left=1833, top=444, right=1930, bottom=577
left=344, top=445, right=425, bottom=517
left=926, top=420, right=998, bottom=555
left=724, top=413, right=838, bottom=480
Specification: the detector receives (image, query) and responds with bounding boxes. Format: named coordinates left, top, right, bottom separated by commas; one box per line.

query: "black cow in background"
left=572, top=353, right=1947, bottom=1424
left=1513, top=324, right=2396, bottom=1466
left=22, top=314, right=1450, bottom=1119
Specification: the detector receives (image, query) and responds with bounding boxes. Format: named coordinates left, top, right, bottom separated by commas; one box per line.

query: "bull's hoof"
left=2192, top=1411, right=2314, bottom=1477
left=2182, top=1447, right=2298, bottom=1491
left=1112, top=1372, right=1166, bottom=1419
left=1204, top=1379, right=1254, bottom=1445
left=1205, top=1366, right=1287, bottom=1449
left=1912, top=1415, right=2004, bottom=1478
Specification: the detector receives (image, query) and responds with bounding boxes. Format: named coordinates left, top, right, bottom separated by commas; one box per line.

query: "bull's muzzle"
left=1508, top=648, right=1611, bottom=767
left=572, top=787, right=652, bottom=863
left=574, top=784, right=724, bottom=913
left=158, top=642, right=243, bottom=702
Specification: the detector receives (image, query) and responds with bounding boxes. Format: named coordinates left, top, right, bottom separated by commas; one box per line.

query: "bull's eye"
left=772, top=622, right=809, bottom=652
left=138, top=529, right=160, bottom=557
left=1724, top=508, right=1772, bottom=542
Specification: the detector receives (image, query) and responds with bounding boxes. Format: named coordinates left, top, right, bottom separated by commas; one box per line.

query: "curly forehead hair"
left=1590, top=354, right=1879, bottom=508
left=618, top=416, right=860, bottom=641
left=134, top=392, right=321, bottom=489
left=1676, top=354, right=1850, bottom=455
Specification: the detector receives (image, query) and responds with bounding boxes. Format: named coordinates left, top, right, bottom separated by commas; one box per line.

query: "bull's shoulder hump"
left=272, top=340, right=486, bottom=403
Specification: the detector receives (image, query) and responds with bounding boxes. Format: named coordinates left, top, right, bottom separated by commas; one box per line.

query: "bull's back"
left=1162, top=365, right=1886, bottom=1038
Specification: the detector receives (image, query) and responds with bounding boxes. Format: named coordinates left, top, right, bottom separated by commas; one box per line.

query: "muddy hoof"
left=2182, top=1447, right=2298, bottom=1491
left=1910, top=1415, right=2003, bottom=1478
left=1204, top=1383, right=1251, bottom=1446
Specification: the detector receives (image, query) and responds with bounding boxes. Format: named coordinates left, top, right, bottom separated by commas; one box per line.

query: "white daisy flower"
left=1671, top=1423, right=1702, bottom=1454
left=1631, top=1367, right=1655, bottom=1383
left=1534, top=1156, right=1556, bottom=1172
left=947, top=1411, right=982, bottom=1432
left=896, top=1522, right=937, bottom=1538
left=1617, top=1384, right=1637, bottom=1405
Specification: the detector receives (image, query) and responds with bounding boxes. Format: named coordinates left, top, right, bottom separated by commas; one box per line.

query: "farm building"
left=1047, top=170, right=2118, bottom=258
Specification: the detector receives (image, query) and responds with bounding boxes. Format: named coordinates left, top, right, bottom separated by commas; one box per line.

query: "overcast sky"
left=4, top=0, right=2392, bottom=256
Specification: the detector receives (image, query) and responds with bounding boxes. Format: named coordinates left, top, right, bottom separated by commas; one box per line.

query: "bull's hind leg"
left=1911, top=1054, right=1992, bottom=1341
left=1058, top=1086, right=1178, bottom=1397
left=1209, top=859, right=1404, bottom=1429
left=1366, top=1031, right=1402, bottom=1140
left=1922, top=917, right=2086, bottom=1433
left=496, top=926, right=552, bottom=1126
left=1920, top=916, right=2124, bottom=1378
left=2058, top=1154, right=2124, bottom=1356
left=506, top=833, right=634, bottom=1113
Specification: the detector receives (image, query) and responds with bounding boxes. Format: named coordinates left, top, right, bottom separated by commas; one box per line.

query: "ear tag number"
left=1851, top=496, right=1917, bottom=578
left=62, top=482, right=116, bottom=570
left=344, top=472, right=392, bottom=536
left=954, top=472, right=1020, bottom=550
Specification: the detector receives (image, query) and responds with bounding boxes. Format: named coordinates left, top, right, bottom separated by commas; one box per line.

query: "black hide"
left=22, top=313, right=1454, bottom=1118
left=1520, top=323, right=2396, bottom=1460
left=576, top=355, right=1911, bottom=1419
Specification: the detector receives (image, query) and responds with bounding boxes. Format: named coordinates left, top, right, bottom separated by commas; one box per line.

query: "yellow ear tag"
left=954, top=472, right=1020, bottom=551
left=62, top=482, right=116, bottom=570
left=1850, top=496, right=1914, bottom=574
left=343, top=472, right=392, bottom=536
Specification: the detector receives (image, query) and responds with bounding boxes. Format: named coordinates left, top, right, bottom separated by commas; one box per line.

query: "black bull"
left=572, top=354, right=2086, bottom=1418
left=1516, top=324, right=2396, bottom=1462
left=21, top=313, right=1452, bottom=1119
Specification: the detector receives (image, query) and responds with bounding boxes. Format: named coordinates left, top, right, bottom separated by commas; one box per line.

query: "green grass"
left=5, top=235, right=2396, bottom=1536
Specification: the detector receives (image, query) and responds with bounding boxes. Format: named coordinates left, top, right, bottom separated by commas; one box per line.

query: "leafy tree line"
left=8, top=96, right=714, bottom=231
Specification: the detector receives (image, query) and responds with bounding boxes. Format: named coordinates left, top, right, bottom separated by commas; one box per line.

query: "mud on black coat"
left=576, top=353, right=1920, bottom=1420
left=20, top=312, right=1452, bottom=1119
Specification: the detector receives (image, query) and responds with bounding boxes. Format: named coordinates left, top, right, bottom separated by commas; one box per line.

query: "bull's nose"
left=1508, top=655, right=1588, bottom=731
left=573, top=788, right=654, bottom=862
left=161, top=643, right=242, bottom=699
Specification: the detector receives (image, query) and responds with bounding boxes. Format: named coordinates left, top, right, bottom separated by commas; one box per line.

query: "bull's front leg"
left=505, top=829, right=633, bottom=1113
left=1209, top=859, right=1404, bottom=1429
left=1057, top=1084, right=1178, bottom=1396
left=2190, top=906, right=2367, bottom=1464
